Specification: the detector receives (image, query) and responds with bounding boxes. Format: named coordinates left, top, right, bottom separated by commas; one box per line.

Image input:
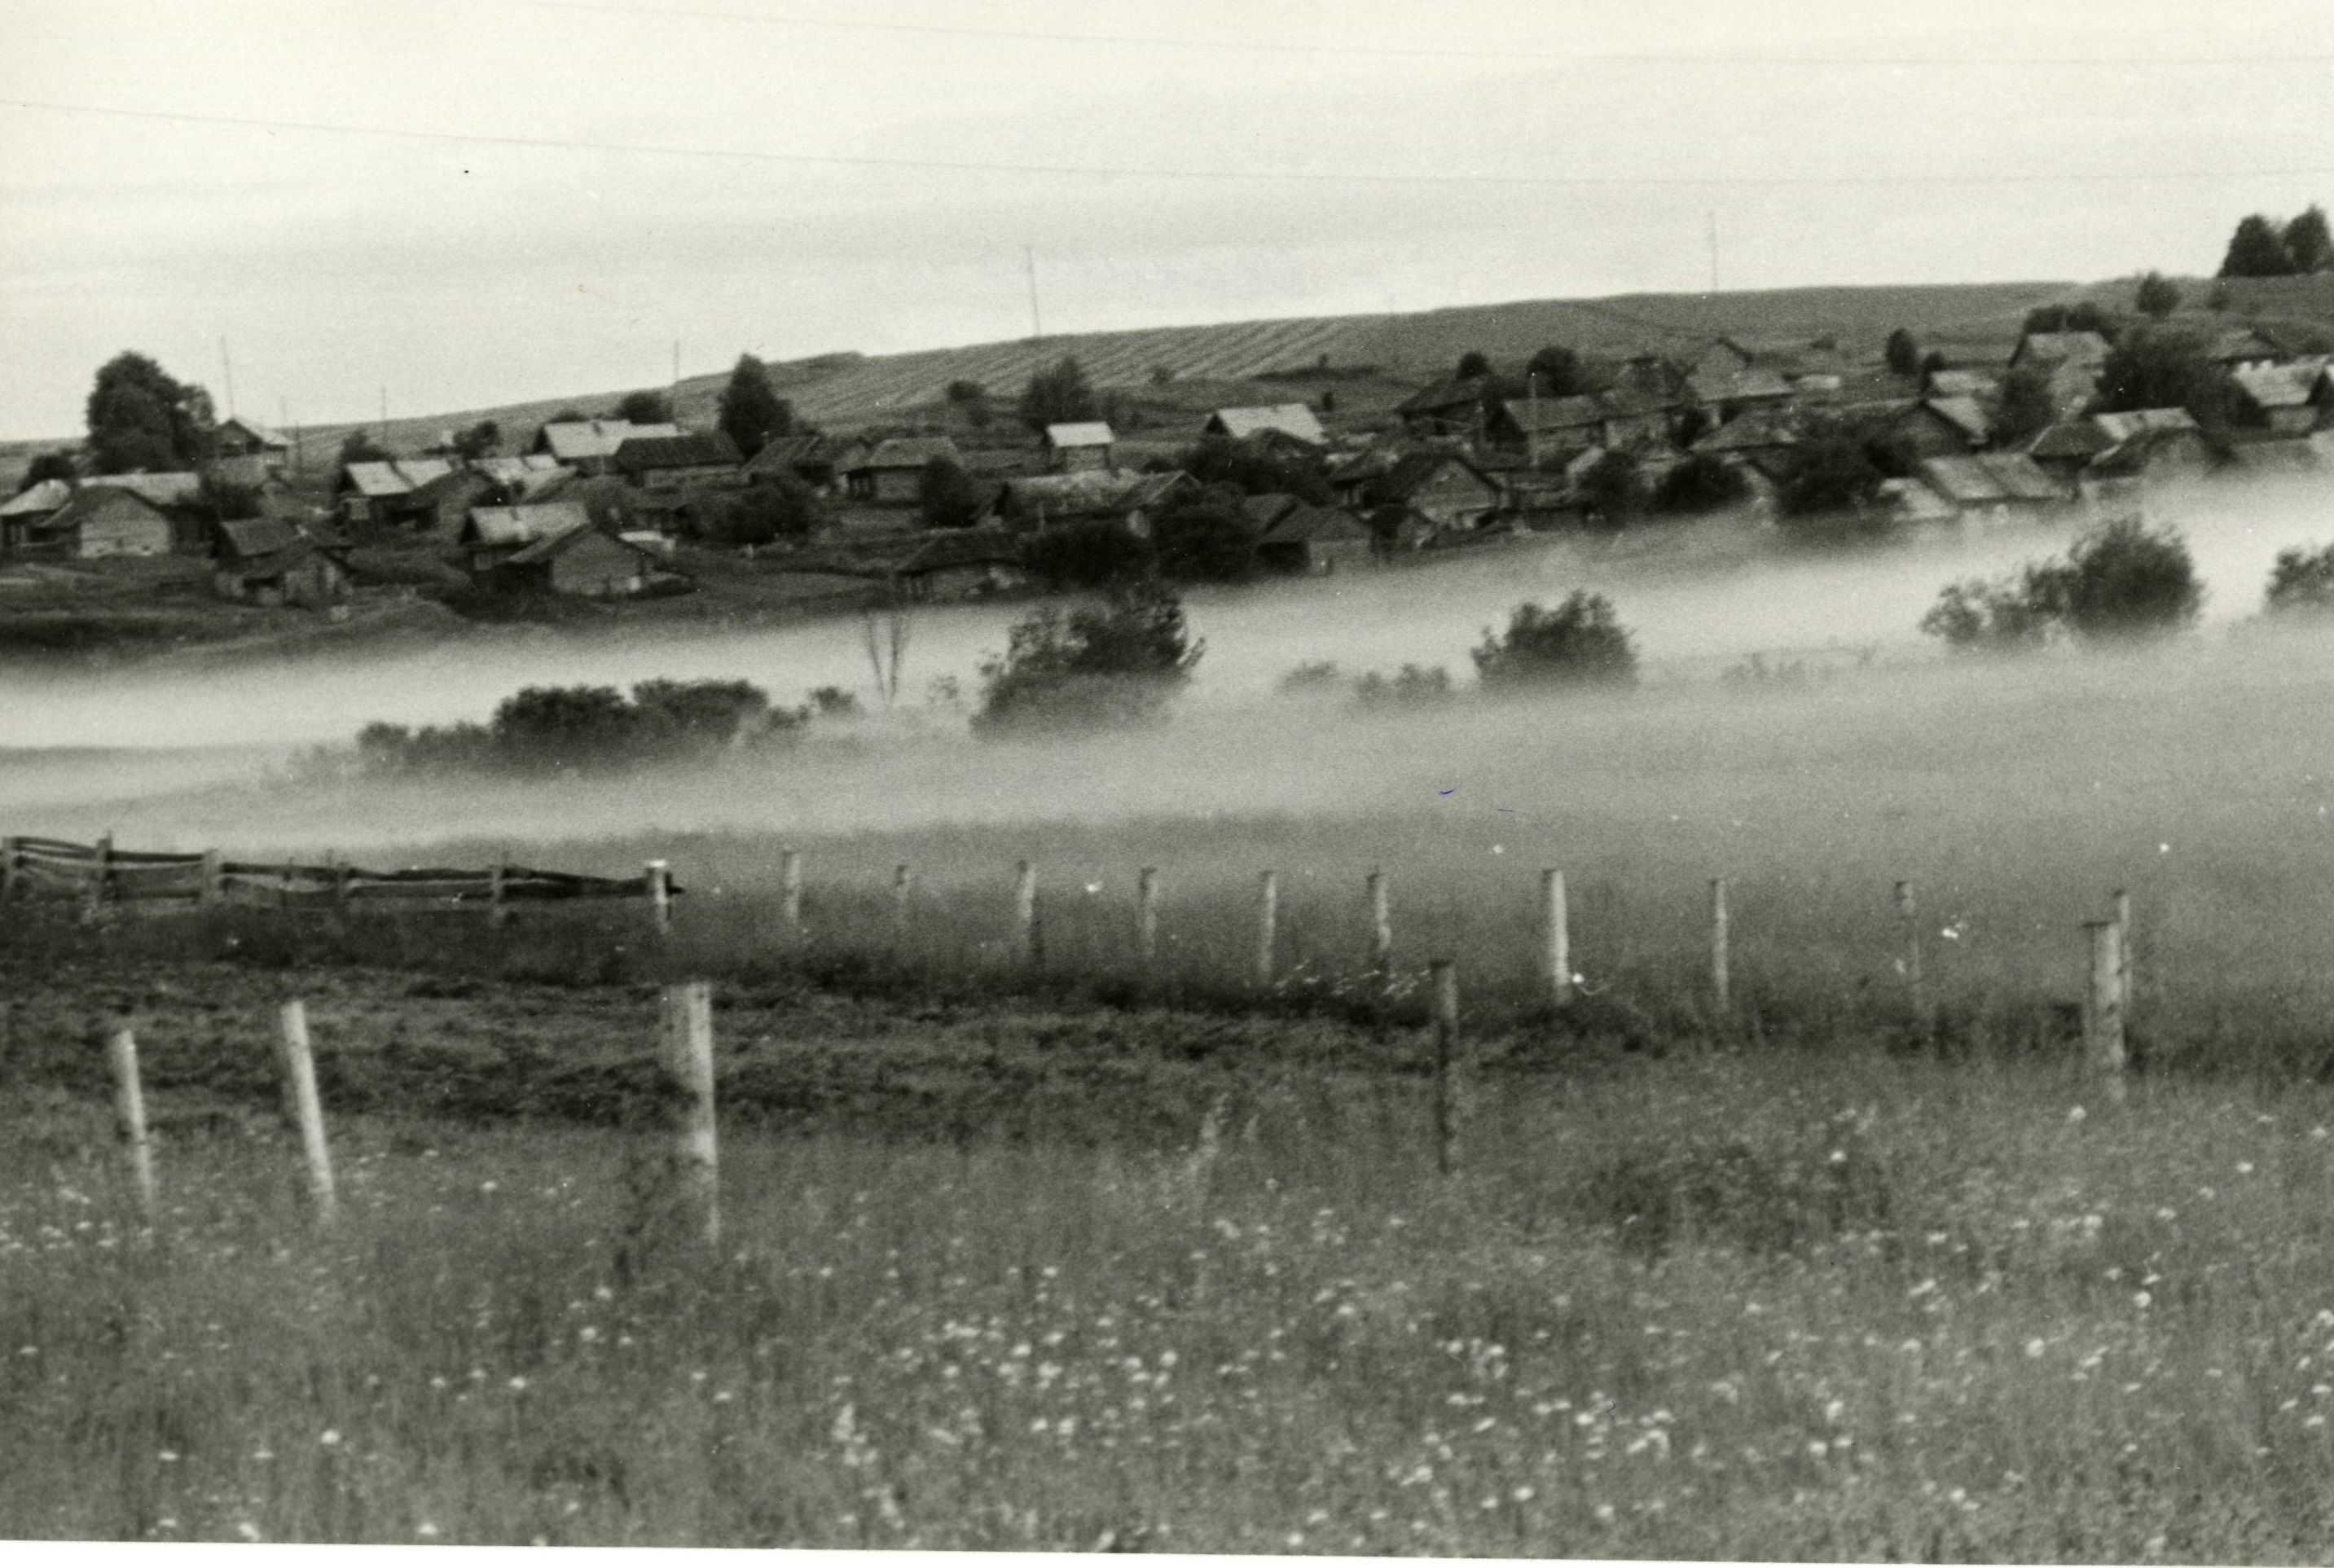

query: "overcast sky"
left=2, top=0, right=2331, bottom=440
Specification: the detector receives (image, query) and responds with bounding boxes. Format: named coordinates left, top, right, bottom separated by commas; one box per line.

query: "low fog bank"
left=4, top=475, right=2332, bottom=761
left=17, top=617, right=2334, bottom=871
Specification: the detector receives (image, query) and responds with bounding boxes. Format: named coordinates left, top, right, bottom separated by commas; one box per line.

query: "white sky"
left=1, top=0, right=2331, bottom=440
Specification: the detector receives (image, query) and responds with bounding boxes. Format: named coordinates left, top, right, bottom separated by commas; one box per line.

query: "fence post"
left=780, top=848, right=803, bottom=936
left=1895, top=880, right=1927, bottom=1026
left=2112, top=887, right=2134, bottom=1017
left=662, top=981, right=719, bottom=1246
left=646, top=859, right=672, bottom=936
left=86, top=833, right=113, bottom=921
left=1431, top=959, right=1461, bottom=1176
left=0, top=837, right=18, bottom=903
left=1366, top=867, right=1393, bottom=977
left=1541, top=869, right=1572, bottom=1008
left=1255, top=870, right=1278, bottom=990
left=892, top=862, right=913, bottom=947
left=106, top=1023, right=157, bottom=1227
left=488, top=863, right=508, bottom=929
left=1014, top=860, right=1040, bottom=969
left=276, top=1000, right=337, bottom=1224
left=1136, top=866, right=1160, bottom=973
left=2083, top=918, right=2127, bottom=1102
left=1709, top=876, right=1731, bottom=1013
left=199, top=848, right=222, bottom=911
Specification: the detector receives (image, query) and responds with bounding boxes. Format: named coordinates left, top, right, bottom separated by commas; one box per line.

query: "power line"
left=507, top=0, right=2334, bottom=68
left=7, top=95, right=2332, bottom=190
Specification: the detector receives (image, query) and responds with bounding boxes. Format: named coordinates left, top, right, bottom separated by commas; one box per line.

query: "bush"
left=1576, top=450, right=1644, bottom=525
left=918, top=456, right=989, bottom=529
left=1150, top=486, right=1260, bottom=582
left=1277, top=661, right=1342, bottom=695
left=1920, top=520, right=2202, bottom=650
left=357, top=679, right=802, bottom=775
left=1919, top=571, right=2061, bottom=653
left=972, top=581, right=1202, bottom=736
left=1355, top=664, right=1453, bottom=708
left=1022, top=520, right=1155, bottom=590
left=712, top=477, right=823, bottom=546
left=1651, top=453, right=1748, bottom=515
left=2267, top=544, right=2334, bottom=614
left=1776, top=435, right=1887, bottom=537
left=1176, top=436, right=1333, bottom=504
left=1471, top=592, right=1638, bottom=692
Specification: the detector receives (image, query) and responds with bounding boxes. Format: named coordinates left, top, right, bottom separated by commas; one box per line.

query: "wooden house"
left=613, top=431, right=745, bottom=491
left=846, top=437, right=963, bottom=504
left=26, top=486, right=175, bottom=558
left=213, top=517, right=349, bottom=608
left=1363, top=450, right=1501, bottom=539
left=1396, top=378, right=1485, bottom=439
left=0, top=478, right=72, bottom=551
left=1040, top=422, right=1116, bottom=472
left=455, top=502, right=595, bottom=574
left=214, top=415, right=291, bottom=477
left=2230, top=362, right=2327, bottom=437
left=743, top=433, right=841, bottom=491
left=2205, top=327, right=2283, bottom=374
left=1917, top=454, right=2064, bottom=525
left=1202, top=405, right=1326, bottom=446
left=890, top=529, right=1027, bottom=601
left=531, top=419, right=682, bottom=475
left=1883, top=397, right=1991, bottom=459
left=1253, top=501, right=1375, bottom=576
left=2009, top=331, right=2112, bottom=416
left=493, top=525, right=660, bottom=599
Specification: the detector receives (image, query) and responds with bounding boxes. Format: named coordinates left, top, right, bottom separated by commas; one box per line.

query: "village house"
left=742, top=433, right=841, bottom=492
left=999, top=469, right=1198, bottom=537
left=490, top=525, right=662, bottom=599
left=1916, top=453, right=2064, bottom=525
left=846, top=436, right=963, bottom=504
left=1686, top=338, right=1795, bottom=426
left=2204, top=327, right=2284, bottom=375
left=1248, top=495, right=1377, bottom=576
left=613, top=431, right=745, bottom=491
left=1923, top=367, right=1999, bottom=400
left=455, top=501, right=595, bottom=575
left=471, top=455, right=574, bottom=497
left=1363, top=450, right=1501, bottom=544
left=212, top=516, right=349, bottom=608
left=1202, top=404, right=1327, bottom=447
left=2228, top=361, right=2329, bottom=437
left=20, top=485, right=176, bottom=558
left=0, top=478, right=73, bottom=551
left=336, top=457, right=473, bottom=531
left=1396, top=378, right=1486, bottom=439
left=531, top=419, right=683, bottom=475
left=1040, top=421, right=1116, bottom=472
left=1882, top=397, right=1992, bottom=460
left=2008, top=330, right=2112, bottom=416
left=213, top=415, right=292, bottom=478
left=888, top=529, right=1028, bottom=601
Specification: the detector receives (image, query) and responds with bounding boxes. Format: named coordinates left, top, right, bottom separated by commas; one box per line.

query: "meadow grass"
left=10, top=1048, right=2334, bottom=1554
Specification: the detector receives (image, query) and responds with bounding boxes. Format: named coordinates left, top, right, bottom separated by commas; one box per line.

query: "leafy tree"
left=2220, top=214, right=2297, bottom=278
left=631, top=679, right=775, bottom=750
left=2287, top=205, right=2334, bottom=273
left=614, top=390, right=672, bottom=425
left=1651, top=452, right=1748, bottom=514
left=1471, top=592, right=1638, bottom=691
left=1919, top=569, right=2061, bottom=652
left=1993, top=365, right=2059, bottom=446
left=191, top=473, right=264, bottom=530
left=1576, top=450, right=1644, bottom=525
left=2064, top=301, right=2115, bottom=338
left=2046, top=519, right=2203, bottom=639
left=1149, top=485, right=1259, bottom=582
left=1355, top=664, right=1453, bottom=708
left=2266, top=542, right=2334, bottom=614
left=718, top=354, right=793, bottom=455
left=1455, top=350, right=1492, bottom=381
left=714, top=476, right=823, bottom=546
left=917, top=456, right=989, bottom=529
left=340, top=429, right=393, bottom=465
left=1017, top=356, right=1099, bottom=431
left=1176, top=435, right=1333, bottom=504
left=1525, top=345, right=1589, bottom=396
left=1776, top=434, right=1886, bottom=533
left=1883, top=328, right=1922, bottom=377
left=2134, top=271, right=2182, bottom=320
left=1022, top=520, right=1155, bottom=590
left=972, top=580, right=1202, bottom=736
left=2092, top=325, right=2234, bottom=425
left=945, top=378, right=992, bottom=430
left=16, top=452, right=76, bottom=494
left=85, top=352, right=216, bottom=474
left=452, top=419, right=501, bottom=459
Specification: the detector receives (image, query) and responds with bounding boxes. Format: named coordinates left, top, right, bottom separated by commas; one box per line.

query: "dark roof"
left=1397, top=378, right=1483, bottom=416
left=1241, top=492, right=1303, bottom=530
left=217, top=516, right=303, bottom=560
left=1257, top=503, right=1371, bottom=546
left=855, top=436, right=963, bottom=472
left=613, top=432, right=744, bottom=474
left=1692, top=407, right=1801, bottom=455
left=1371, top=450, right=1497, bottom=504
left=506, top=525, right=656, bottom=568
left=894, top=529, right=1025, bottom=576
left=745, top=433, right=833, bottom=472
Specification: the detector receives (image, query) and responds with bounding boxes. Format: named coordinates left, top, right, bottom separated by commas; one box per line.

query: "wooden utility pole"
left=1541, top=869, right=1572, bottom=1008
left=662, top=982, right=719, bottom=1246
left=1431, top=960, right=1461, bottom=1175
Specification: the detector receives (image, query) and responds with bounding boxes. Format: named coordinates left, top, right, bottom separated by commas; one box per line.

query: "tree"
left=1471, top=592, right=1638, bottom=691
left=2064, top=301, right=2115, bottom=338
left=2220, top=214, right=2296, bottom=278
left=1525, top=345, right=1589, bottom=397
left=2092, top=325, right=2233, bottom=425
left=917, top=456, right=989, bottom=529
left=2134, top=271, right=2182, bottom=320
left=340, top=429, right=393, bottom=465
left=452, top=419, right=501, bottom=459
left=1454, top=350, right=1492, bottom=381
left=614, top=390, right=671, bottom=425
left=84, top=352, right=216, bottom=474
left=945, top=378, right=992, bottom=431
left=1651, top=452, right=1748, bottom=515
left=1993, top=364, right=2059, bottom=446
left=2266, top=542, right=2334, bottom=614
left=718, top=354, right=793, bottom=456
left=2046, top=519, right=2203, bottom=640
left=1883, top=328, right=1922, bottom=378
left=1776, top=434, right=1886, bottom=535
left=1919, top=569, right=2061, bottom=652
left=1022, top=520, right=1155, bottom=590
left=1017, top=356, right=1099, bottom=431
left=972, top=580, right=1202, bottom=736
left=713, top=477, right=823, bottom=546
left=2287, top=205, right=2334, bottom=273
left=16, top=452, right=76, bottom=494
left=1576, top=450, right=1644, bottom=525
left=1149, top=485, right=1259, bottom=582
left=191, top=472, right=264, bottom=531
left=1176, top=435, right=1333, bottom=504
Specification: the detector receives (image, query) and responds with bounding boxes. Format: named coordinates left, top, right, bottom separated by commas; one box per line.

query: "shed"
left=1254, top=502, right=1375, bottom=576
left=613, top=431, right=745, bottom=490
left=532, top=419, right=683, bottom=473
left=214, top=415, right=291, bottom=475
left=1202, top=405, right=1326, bottom=446
left=213, top=517, right=349, bottom=608
left=1040, top=422, right=1116, bottom=472
left=1365, top=451, right=1501, bottom=536
left=494, top=525, right=660, bottom=598
left=0, top=478, right=73, bottom=549
left=2231, top=362, right=2327, bottom=436
left=846, top=437, right=964, bottom=504
left=743, top=433, right=840, bottom=490
left=33, top=486, right=175, bottom=558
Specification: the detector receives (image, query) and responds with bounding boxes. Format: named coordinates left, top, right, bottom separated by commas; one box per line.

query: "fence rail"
left=0, top=834, right=680, bottom=918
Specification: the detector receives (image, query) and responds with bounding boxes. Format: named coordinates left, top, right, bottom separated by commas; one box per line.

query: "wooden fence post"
left=2083, top=918, right=2127, bottom=1102
left=1255, top=870, right=1278, bottom=989
left=646, top=859, right=672, bottom=936
left=487, top=863, right=508, bottom=929
left=662, top=981, right=719, bottom=1246
left=1013, top=860, right=1040, bottom=968
left=277, top=1000, right=337, bottom=1224
left=86, top=833, right=113, bottom=921
left=1365, top=868, right=1393, bottom=977
left=2112, top=887, right=2134, bottom=1017
left=1896, top=880, right=1927, bottom=1026
left=107, top=1024, right=157, bottom=1227
left=780, top=848, right=803, bottom=935
left=0, top=837, right=19, bottom=903
left=1709, top=876, right=1731, bottom=1013
left=1136, top=867, right=1160, bottom=973
left=1541, top=869, right=1572, bottom=1008
left=1431, top=959, right=1461, bottom=1176
left=891, top=862, right=913, bottom=947
left=199, top=848, right=222, bottom=911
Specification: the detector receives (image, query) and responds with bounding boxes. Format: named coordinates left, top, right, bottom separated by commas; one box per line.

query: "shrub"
left=1920, top=520, right=2203, bottom=649
left=917, top=456, right=989, bottom=529
left=1176, top=436, right=1333, bottom=505
left=1471, top=592, right=1638, bottom=692
left=972, top=581, right=1202, bottom=736
left=2267, top=544, right=2334, bottom=615
left=1022, top=520, right=1155, bottom=591
left=712, top=477, right=822, bottom=546
left=1651, top=453, right=1748, bottom=515
left=357, top=679, right=799, bottom=775
left=809, top=685, right=864, bottom=718
left=1355, top=664, right=1453, bottom=708
left=1775, top=435, right=1887, bottom=537
left=1576, top=450, right=1644, bottom=525
left=1277, top=661, right=1342, bottom=695
left=1919, top=571, right=2061, bottom=653
left=1150, top=486, right=1261, bottom=582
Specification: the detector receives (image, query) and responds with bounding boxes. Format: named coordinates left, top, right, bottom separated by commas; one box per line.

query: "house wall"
left=548, top=535, right=650, bottom=597
left=640, top=463, right=746, bottom=493
left=1409, top=465, right=1499, bottom=531
left=74, top=494, right=173, bottom=559
left=1050, top=445, right=1111, bottom=473
left=871, top=468, right=922, bottom=505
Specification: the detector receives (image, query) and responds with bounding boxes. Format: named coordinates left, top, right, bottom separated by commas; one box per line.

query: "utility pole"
left=219, top=336, right=237, bottom=419
left=379, top=385, right=389, bottom=441
left=1526, top=371, right=1540, bottom=468
left=281, top=394, right=300, bottom=479
left=671, top=338, right=681, bottom=419
left=1025, top=245, right=1044, bottom=341
left=1707, top=210, right=1720, bottom=296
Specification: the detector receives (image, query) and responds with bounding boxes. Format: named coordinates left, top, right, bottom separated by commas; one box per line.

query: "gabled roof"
left=83, top=471, right=203, bottom=507
left=216, top=516, right=303, bottom=560
left=472, top=455, right=569, bottom=485
left=1397, top=377, right=1483, bottom=416
left=2011, top=331, right=2111, bottom=369
left=2207, top=327, right=2283, bottom=363
left=537, top=419, right=683, bottom=462
left=1878, top=477, right=1958, bottom=523
left=1499, top=395, right=1606, bottom=435
left=1922, top=396, right=1992, bottom=442
left=1687, top=366, right=1794, bottom=405
left=1692, top=407, right=1801, bottom=455
left=462, top=502, right=594, bottom=548
left=2028, top=420, right=2117, bottom=461
left=613, top=431, right=742, bottom=473
left=0, top=478, right=73, bottom=518
left=42, top=485, right=172, bottom=534
left=1257, top=503, right=1371, bottom=546
left=1924, top=369, right=1997, bottom=398
left=505, top=523, right=653, bottom=568
left=2091, top=408, right=2199, bottom=441
left=745, top=433, right=833, bottom=472
left=854, top=436, right=962, bottom=472
left=1919, top=453, right=2059, bottom=504
left=2232, top=362, right=2321, bottom=411
left=1374, top=450, right=1497, bottom=503
left=1043, top=421, right=1116, bottom=449
left=216, top=415, right=288, bottom=449
left=340, top=458, right=458, bottom=499
left=1204, top=404, right=1326, bottom=444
